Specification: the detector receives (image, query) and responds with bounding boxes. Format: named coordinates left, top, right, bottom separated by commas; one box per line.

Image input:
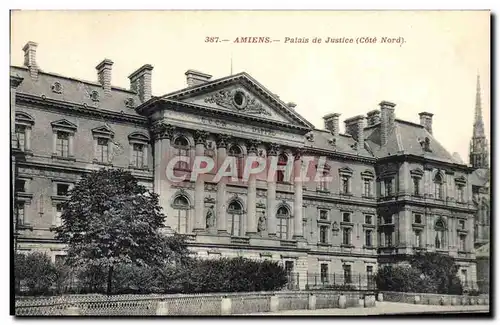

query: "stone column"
left=467, top=216, right=475, bottom=252
left=398, top=208, right=412, bottom=249
left=216, top=134, right=229, bottom=235
left=151, top=123, right=175, bottom=228
left=267, top=143, right=280, bottom=237
left=52, top=133, right=57, bottom=155
left=293, top=151, right=303, bottom=240
left=25, top=127, right=31, bottom=151
left=193, top=130, right=208, bottom=233
left=246, top=140, right=259, bottom=236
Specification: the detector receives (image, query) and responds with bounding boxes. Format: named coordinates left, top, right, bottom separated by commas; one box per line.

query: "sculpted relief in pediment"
left=204, top=88, right=271, bottom=116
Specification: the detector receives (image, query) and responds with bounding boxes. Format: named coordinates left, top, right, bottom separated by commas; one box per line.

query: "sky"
left=10, top=10, right=490, bottom=162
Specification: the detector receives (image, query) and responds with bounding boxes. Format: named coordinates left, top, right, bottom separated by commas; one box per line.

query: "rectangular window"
left=320, top=263, right=328, bottom=283
left=413, top=178, right=420, bottom=196
left=459, top=235, right=466, bottom=251
left=414, top=229, right=422, bottom=247
left=363, top=179, right=371, bottom=196
left=56, top=131, right=70, bottom=157
left=277, top=218, right=289, bottom=240
left=365, top=230, right=372, bottom=247
left=96, top=138, right=109, bottom=162
left=56, top=184, right=70, bottom=196
left=342, top=212, right=351, bottom=223
left=15, top=179, right=26, bottom=193
left=285, top=261, right=294, bottom=275
left=132, top=143, right=145, bottom=168
left=342, top=176, right=349, bottom=194
left=55, top=203, right=64, bottom=227
left=319, top=225, right=328, bottom=244
left=414, top=214, right=422, bottom=224
left=342, top=228, right=351, bottom=245
left=343, top=264, right=352, bottom=284
left=15, top=202, right=25, bottom=225
left=366, top=265, right=374, bottom=288
left=320, top=171, right=329, bottom=191
left=384, top=178, right=393, bottom=196
left=435, top=182, right=443, bottom=199
left=385, top=230, right=393, bottom=246
left=459, top=220, right=465, bottom=230
left=457, top=185, right=465, bottom=202
left=319, top=210, right=328, bottom=220
left=365, top=214, right=373, bottom=225
left=14, top=125, right=26, bottom=151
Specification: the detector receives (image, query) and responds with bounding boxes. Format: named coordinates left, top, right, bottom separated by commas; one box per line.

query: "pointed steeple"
left=474, top=74, right=485, bottom=137
left=469, top=74, right=489, bottom=169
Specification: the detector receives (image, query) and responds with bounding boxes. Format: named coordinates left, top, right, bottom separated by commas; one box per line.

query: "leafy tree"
left=54, top=168, right=188, bottom=294
left=376, top=253, right=463, bottom=294
left=15, top=252, right=57, bottom=295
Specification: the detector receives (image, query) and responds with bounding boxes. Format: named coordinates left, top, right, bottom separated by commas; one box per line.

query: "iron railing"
left=305, top=272, right=377, bottom=291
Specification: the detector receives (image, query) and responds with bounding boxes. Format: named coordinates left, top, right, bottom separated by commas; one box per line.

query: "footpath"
left=245, top=301, right=490, bottom=316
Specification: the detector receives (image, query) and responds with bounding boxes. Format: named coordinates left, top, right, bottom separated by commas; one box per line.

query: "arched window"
left=173, top=136, right=190, bottom=170
left=228, top=145, right=243, bottom=179
left=435, top=218, right=446, bottom=249
left=276, top=206, right=291, bottom=240
left=434, top=173, right=443, bottom=199
left=277, top=154, right=288, bottom=183
left=227, top=200, right=243, bottom=236
left=173, top=195, right=190, bottom=234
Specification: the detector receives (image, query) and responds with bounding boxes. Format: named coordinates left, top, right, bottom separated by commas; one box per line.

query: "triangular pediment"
left=92, top=124, right=114, bottom=137
left=51, top=119, right=77, bottom=130
left=162, top=72, right=314, bottom=130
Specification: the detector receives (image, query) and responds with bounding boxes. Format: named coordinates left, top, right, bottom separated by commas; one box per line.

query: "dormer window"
left=420, top=137, right=432, bottom=152
left=124, top=97, right=135, bottom=108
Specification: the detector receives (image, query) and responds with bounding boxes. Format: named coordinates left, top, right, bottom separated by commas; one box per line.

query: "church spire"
left=474, top=74, right=485, bottom=137
left=469, top=74, right=489, bottom=169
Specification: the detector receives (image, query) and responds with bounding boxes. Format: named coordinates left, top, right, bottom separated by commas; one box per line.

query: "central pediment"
left=160, top=72, right=314, bottom=131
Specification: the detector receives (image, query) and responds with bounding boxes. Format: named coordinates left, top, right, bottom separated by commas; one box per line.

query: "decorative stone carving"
left=151, top=123, right=176, bottom=140
left=247, top=140, right=261, bottom=154
left=305, top=132, right=314, bottom=142
left=51, top=82, right=63, bottom=94
left=206, top=205, right=215, bottom=229
left=204, top=89, right=271, bottom=116
left=90, top=90, right=100, bottom=102
left=195, top=130, right=209, bottom=145
left=268, top=143, right=280, bottom=156
left=124, top=97, right=135, bottom=108
left=257, top=212, right=267, bottom=233
left=216, top=134, right=231, bottom=148
left=328, top=138, right=337, bottom=149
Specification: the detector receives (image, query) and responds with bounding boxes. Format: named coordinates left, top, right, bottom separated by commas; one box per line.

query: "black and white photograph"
left=9, top=9, right=491, bottom=317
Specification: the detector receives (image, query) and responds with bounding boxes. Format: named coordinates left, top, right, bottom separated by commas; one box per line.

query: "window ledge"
left=340, top=221, right=354, bottom=226
left=341, top=244, right=354, bottom=248
left=51, top=195, right=69, bottom=201
left=317, top=219, right=331, bottom=224
left=93, top=160, right=113, bottom=166
left=17, top=223, right=33, bottom=231
left=363, top=245, right=375, bottom=250
left=316, top=189, right=330, bottom=194
left=339, top=192, right=353, bottom=197
left=129, top=165, right=150, bottom=171
left=362, top=224, right=375, bottom=228
left=412, top=223, right=425, bottom=228
left=317, top=242, right=331, bottom=247
left=457, top=229, right=468, bottom=234
left=16, top=192, right=33, bottom=199
left=52, top=155, right=76, bottom=162
left=362, top=195, right=375, bottom=199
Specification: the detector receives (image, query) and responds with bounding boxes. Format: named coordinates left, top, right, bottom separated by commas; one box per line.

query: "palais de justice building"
left=11, top=41, right=489, bottom=289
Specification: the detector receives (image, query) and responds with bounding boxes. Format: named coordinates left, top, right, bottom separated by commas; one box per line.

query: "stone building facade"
left=11, top=41, right=479, bottom=289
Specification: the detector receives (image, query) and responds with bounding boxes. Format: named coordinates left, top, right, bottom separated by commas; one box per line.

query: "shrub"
left=15, top=252, right=57, bottom=296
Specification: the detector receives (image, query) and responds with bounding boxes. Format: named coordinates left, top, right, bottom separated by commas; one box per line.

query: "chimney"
left=323, top=113, right=341, bottom=137
left=379, top=101, right=396, bottom=145
left=129, top=64, right=154, bottom=103
left=419, top=112, right=434, bottom=134
left=185, top=70, right=212, bottom=87
left=96, top=59, right=113, bottom=95
left=22, top=41, right=39, bottom=79
left=344, top=115, right=366, bottom=150
left=366, top=109, right=381, bottom=126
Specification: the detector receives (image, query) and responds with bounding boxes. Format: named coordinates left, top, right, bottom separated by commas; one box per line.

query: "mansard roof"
left=10, top=66, right=142, bottom=116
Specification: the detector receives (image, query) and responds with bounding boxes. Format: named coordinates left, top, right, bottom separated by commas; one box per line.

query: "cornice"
left=301, top=147, right=376, bottom=164
left=16, top=93, right=148, bottom=126
left=376, top=154, right=473, bottom=173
